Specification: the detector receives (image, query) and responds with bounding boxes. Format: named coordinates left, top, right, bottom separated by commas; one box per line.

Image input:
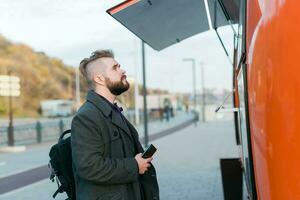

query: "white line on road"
left=0, top=179, right=49, bottom=198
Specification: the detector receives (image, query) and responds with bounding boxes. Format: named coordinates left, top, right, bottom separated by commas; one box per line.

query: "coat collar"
left=86, top=90, right=112, bottom=117
left=86, top=90, right=132, bottom=139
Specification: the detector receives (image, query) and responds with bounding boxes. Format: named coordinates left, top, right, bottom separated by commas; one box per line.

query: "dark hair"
left=79, top=50, right=114, bottom=84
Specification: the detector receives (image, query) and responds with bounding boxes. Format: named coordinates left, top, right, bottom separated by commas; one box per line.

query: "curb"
left=0, top=146, right=26, bottom=153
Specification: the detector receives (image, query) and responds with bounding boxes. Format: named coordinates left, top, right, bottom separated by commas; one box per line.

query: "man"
left=71, top=50, right=159, bottom=200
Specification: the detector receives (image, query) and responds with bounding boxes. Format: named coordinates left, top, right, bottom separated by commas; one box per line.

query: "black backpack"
left=48, top=129, right=76, bottom=200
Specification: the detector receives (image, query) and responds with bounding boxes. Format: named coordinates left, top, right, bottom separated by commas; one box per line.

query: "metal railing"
left=0, top=118, right=71, bottom=146
left=0, top=110, right=192, bottom=147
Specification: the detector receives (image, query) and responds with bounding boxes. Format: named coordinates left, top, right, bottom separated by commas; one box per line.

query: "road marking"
left=0, top=165, right=49, bottom=195
left=0, top=179, right=47, bottom=198
left=0, top=164, right=49, bottom=179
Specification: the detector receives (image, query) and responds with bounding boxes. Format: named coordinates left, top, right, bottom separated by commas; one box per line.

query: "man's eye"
left=113, top=65, right=120, bottom=70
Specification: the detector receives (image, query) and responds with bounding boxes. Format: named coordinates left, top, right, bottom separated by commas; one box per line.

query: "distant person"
left=163, top=99, right=170, bottom=122
left=164, top=105, right=170, bottom=122
left=170, top=106, right=174, bottom=118
left=159, top=107, right=164, bottom=121
left=71, top=50, right=159, bottom=200
left=185, top=103, right=189, bottom=113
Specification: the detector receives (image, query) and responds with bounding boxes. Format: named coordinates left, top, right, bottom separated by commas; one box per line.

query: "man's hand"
left=135, top=153, right=153, bottom=174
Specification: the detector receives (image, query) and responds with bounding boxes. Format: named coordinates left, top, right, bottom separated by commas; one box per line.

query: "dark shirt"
left=94, top=92, right=130, bottom=133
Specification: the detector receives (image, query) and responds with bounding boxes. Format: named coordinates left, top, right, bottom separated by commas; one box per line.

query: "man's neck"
left=94, top=88, right=116, bottom=104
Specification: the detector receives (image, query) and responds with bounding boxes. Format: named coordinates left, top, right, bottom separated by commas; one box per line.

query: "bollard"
left=7, top=125, right=15, bottom=146
left=36, top=121, right=42, bottom=143
left=59, top=119, right=64, bottom=135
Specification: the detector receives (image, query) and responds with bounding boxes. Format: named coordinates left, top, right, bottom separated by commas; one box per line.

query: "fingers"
left=135, top=153, right=154, bottom=175
left=142, top=164, right=151, bottom=173
left=135, top=153, right=143, bottom=161
left=140, top=165, right=151, bottom=174
left=139, top=162, right=151, bottom=174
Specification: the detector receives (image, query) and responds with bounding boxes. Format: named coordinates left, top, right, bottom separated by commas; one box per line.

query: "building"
left=40, top=100, right=74, bottom=117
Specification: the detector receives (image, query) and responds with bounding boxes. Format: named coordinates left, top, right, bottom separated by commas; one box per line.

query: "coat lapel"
left=111, top=111, right=133, bottom=140
left=123, top=117, right=144, bottom=152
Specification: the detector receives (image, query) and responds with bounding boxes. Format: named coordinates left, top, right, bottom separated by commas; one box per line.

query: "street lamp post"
left=8, top=71, right=14, bottom=146
left=142, top=41, right=149, bottom=147
left=75, top=67, right=81, bottom=111
left=133, top=38, right=140, bottom=125
left=200, top=62, right=206, bottom=122
left=182, top=58, right=197, bottom=112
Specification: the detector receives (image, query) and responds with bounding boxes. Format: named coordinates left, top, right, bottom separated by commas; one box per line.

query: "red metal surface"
left=107, top=0, right=139, bottom=15
left=246, top=0, right=300, bottom=199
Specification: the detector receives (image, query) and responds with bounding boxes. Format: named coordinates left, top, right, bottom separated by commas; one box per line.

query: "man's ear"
left=93, top=74, right=106, bottom=86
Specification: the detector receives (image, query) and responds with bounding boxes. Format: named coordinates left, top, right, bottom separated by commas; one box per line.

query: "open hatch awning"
left=107, top=0, right=240, bottom=51
left=207, top=0, right=239, bottom=28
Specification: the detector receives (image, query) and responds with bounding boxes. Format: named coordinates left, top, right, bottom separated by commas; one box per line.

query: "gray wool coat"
left=71, top=90, right=159, bottom=200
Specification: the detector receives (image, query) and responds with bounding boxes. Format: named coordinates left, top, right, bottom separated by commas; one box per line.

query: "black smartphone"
left=142, top=144, right=157, bottom=158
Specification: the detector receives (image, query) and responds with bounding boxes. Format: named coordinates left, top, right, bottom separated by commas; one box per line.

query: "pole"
left=201, top=63, right=206, bottom=122
left=134, top=38, right=140, bottom=125
left=75, top=67, right=81, bottom=110
left=7, top=71, right=14, bottom=146
left=182, top=58, right=197, bottom=111
left=183, top=58, right=198, bottom=125
left=192, top=60, right=196, bottom=112
left=142, top=41, right=149, bottom=147
left=134, top=66, right=140, bottom=125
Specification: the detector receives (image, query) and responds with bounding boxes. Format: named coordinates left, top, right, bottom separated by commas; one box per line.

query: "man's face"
left=102, top=57, right=130, bottom=95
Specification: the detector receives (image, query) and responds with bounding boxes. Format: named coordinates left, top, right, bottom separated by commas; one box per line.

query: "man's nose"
left=121, top=69, right=126, bottom=74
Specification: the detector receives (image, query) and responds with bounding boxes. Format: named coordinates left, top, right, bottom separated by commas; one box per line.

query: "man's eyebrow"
left=112, top=63, right=120, bottom=68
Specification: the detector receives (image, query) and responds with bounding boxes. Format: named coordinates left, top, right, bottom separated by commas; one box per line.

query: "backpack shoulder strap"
left=59, top=129, right=71, bottom=141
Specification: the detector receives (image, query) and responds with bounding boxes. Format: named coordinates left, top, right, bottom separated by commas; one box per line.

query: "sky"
left=0, top=0, right=236, bottom=94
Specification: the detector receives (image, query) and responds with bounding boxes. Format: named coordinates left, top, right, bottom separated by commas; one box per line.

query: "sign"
left=0, top=75, right=21, bottom=97
left=0, top=75, right=20, bottom=83
left=0, top=83, right=20, bottom=90
left=0, top=90, right=20, bottom=97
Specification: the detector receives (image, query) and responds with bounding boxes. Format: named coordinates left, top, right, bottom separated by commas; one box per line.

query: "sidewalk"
left=0, top=119, right=238, bottom=200
left=155, top=120, right=238, bottom=199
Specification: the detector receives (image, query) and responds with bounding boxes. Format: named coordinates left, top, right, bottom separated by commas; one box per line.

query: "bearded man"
left=71, top=50, right=159, bottom=200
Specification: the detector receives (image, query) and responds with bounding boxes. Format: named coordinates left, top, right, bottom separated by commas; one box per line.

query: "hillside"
left=0, top=35, right=173, bottom=117
left=0, top=35, right=88, bottom=117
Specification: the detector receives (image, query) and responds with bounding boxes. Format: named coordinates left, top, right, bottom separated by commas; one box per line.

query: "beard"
left=105, top=76, right=130, bottom=95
